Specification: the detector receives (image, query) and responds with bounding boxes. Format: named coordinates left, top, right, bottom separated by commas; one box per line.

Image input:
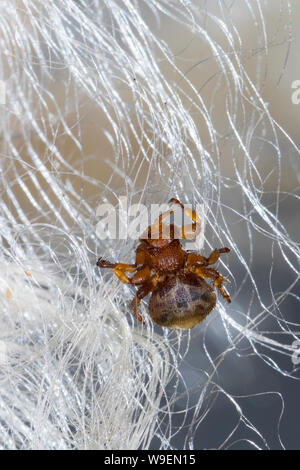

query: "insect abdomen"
left=149, top=273, right=216, bottom=329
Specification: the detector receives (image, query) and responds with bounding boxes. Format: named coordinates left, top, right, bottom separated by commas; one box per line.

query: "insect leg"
left=206, top=247, right=230, bottom=265
left=113, top=264, right=137, bottom=284
left=97, top=258, right=117, bottom=268
left=132, top=280, right=155, bottom=322
left=186, top=253, right=208, bottom=267
left=140, top=208, right=175, bottom=240
left=131, top=265, right=151, bottom=285
left=169, top=198, right=201, bottom=240
left=97, top=258, right=136, bottom=284
left=186, top=248, right=230, bottom=267
left=194, top=266, right=231, bottom=303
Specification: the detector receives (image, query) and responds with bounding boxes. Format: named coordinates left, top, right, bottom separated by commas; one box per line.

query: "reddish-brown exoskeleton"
left=97, top=198, right=231, bottom=329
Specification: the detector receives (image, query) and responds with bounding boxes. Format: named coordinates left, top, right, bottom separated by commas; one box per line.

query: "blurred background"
left=0, top=0, right=299, bottom=449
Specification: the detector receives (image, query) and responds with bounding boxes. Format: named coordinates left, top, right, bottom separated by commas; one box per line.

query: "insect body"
left=97, top=198, right=231, bottom=329
left=149, top=273, right=217, bottom=329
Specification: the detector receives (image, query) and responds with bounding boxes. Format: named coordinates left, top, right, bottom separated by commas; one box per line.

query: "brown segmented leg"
left=140, top=206, right=175, bottom=240
left=97, top=256, right=153, bottom=286
left=178, top=223, right=201, bottom=240
left=169, top=198, right=200, bottom=224
left=168, top=198, right=185, bottom=210
left=97, top=258, right=136, bottom=284
left=97, top=258, right=117, bottom=268
left=132, top=280, right=155, bottom=322
left=194, top=266, right=231, bottom=303
left=186, top=247, right=230, bottom=268
left=206, top=248, right=230, bottom=265
left=186, top=253, right=207, bottom=266
left=114, top=264, right=137, bottom=284
left=169, top=198, right=201, bottom=240
left=141, top=197, right=201, bottom=241
left=131, top=265, right=151, bottom=285
left=135, top=247, right=151, bottom=269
